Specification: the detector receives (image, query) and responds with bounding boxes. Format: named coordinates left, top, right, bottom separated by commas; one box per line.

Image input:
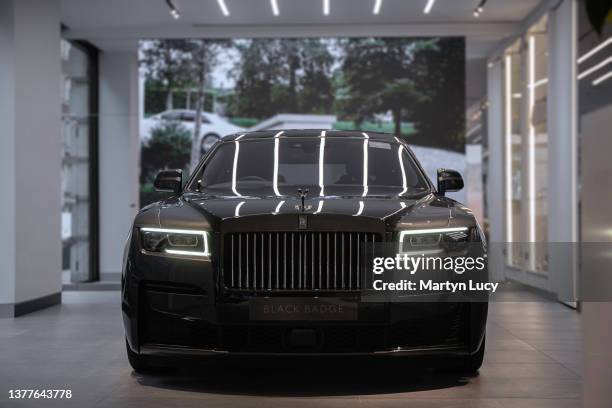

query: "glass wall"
left=61, top=40, right=98, bottom=283
left=504, top=39, right=523, bottom=268
left=503, top=14, right=549, bottom=273
left=529, top=15, right=549, bottom=272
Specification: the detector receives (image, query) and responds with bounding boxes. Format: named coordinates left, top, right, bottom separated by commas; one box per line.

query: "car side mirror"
left=154, top=169, right=182, bottom=194
left=437, top=168, right=464, bottom=196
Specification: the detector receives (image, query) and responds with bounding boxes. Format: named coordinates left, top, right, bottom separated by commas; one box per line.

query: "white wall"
left=0, top=0, right=62, bottom=312
left=99, top=50, right=140, bottom=276
left=581, top=104, right=612, bottom=408
left=0, top=0, right=17, bottom=307
left=547, top=0, right=578, bottom=301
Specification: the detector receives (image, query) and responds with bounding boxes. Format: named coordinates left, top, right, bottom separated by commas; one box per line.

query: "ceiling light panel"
left=271, top=0, right=279, bottom=16
left=217, top=0, right=230, bottom=16
left=423, top=0, right=435, bottom=14
left=373, top=0, right=383, bottom=15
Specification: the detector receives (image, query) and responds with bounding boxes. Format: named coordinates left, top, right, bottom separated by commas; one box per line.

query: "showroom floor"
left=0, top=291, right=581, bottom=408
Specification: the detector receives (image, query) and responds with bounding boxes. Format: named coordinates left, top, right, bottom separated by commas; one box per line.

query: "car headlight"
left=398, top=226, right=470, bottom=255
left=139, top=227, right=210, bottom=257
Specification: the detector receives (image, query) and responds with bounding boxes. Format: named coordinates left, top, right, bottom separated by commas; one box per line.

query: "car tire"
left=463, top=335, right=485, bottom=372
left=201, top=133, right=220, bottom=155
left=441, top=334, right=485, bottom=373
left=125, top=339, right=152, bottom=373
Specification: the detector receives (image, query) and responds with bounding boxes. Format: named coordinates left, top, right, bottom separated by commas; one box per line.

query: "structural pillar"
left=548, top=0, right=578, bottom=302
left=0, top=0, right=62, bottom=317
left=98, top=48, right=140, bottom=279
left=485, top=61, right=505, bottom=283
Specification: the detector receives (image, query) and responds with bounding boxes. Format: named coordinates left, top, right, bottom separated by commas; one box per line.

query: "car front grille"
left=223, top=231, right=380, bottom=291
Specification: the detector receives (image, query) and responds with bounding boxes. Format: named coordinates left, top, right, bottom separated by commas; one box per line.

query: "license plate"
left=250, top=298, right=358, bottom=321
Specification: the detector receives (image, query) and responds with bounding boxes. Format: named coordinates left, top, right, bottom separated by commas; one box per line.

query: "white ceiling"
left=61, top=0, right=545, bottom=58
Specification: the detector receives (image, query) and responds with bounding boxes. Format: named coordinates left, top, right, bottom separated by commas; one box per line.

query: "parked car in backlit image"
left=122, top=130, right=487, bottom=373
left=140, top=109, right=244, bottom=154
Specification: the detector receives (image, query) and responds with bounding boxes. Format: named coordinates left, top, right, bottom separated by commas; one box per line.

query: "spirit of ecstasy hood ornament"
left=297, top=188, right=309, bottom=212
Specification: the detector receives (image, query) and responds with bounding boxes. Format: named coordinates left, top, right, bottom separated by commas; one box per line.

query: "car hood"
left=190, top=194, right=448, bottom=220
left=135, top=192, right=463, bottom=233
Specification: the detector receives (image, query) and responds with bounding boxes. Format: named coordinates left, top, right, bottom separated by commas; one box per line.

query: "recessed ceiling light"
left=323, top=0, right=330, bottom=16
left=423, top=0, right=435, bottom=14
left=217, top=0, right=230, bottom=16
left=578, top=56, right=612, bottom=80
left=473, top=0, right=486, bottom=18
left=593, top=70, right=612, bottom=86
left=271, top=0, right=279, bottom=16
left=578, top=37, right=612, bottom=64
left=165, top=0, right=180, bottom=19
left=373, top=0, right=383, bottom=15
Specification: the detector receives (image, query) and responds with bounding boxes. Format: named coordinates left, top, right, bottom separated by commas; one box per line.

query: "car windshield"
left=190, top=137, right=430, bottom=197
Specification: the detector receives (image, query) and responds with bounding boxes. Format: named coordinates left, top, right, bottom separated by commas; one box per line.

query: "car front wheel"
left=440, top=334, right=485, bottom=373
left=125, top=339, right=151, bottom=373
left=463, top=335, right=485, bottom=372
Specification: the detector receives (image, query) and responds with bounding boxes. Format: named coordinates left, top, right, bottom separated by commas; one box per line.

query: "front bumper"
left=123, top=283, right=487, bottom=358
left=122, top=237, right=487, bottom=358
left=139, top=343, right=468, bottom=358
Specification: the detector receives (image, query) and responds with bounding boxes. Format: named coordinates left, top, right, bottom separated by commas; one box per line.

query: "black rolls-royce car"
left=122, top=129, right=487, bottom=372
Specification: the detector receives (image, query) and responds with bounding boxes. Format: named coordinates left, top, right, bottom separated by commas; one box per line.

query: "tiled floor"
left=0, top=292, right=581, bottom=408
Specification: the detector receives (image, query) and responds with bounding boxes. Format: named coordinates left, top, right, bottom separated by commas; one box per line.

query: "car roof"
left=159, top=109, right=214, bottom=115
left=222, top=129, right=400, bottom=142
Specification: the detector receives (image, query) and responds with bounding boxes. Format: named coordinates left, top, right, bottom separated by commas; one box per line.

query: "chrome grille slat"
left=349, top=234, right=353, bottom=286
left=326, top=233, right=330, bottom=290
left=225, top=231, right=378, bottom=292
left=311, top=234, right=315, bottom=289
left=291, top=233, right=295, bottom=289
left=245, top=234, right=249, bottom=287
left=341, top=234, right=345, bottom=289
left=333, top=233, right=337, bottom=289
left=231, top=234, right=235, bottom=287
left=298, top=233, right=302, bottom=289
left=303, top=234, right=308, bottom=288
left=318, top=233, right=322, bottom=288
left=238, top=234, right=242, bottom=287
left=260, top=233, right=264, bottom=289
left=252, top=233, right=256, bottom=289
left=356, top=233, right=360, bottom=289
